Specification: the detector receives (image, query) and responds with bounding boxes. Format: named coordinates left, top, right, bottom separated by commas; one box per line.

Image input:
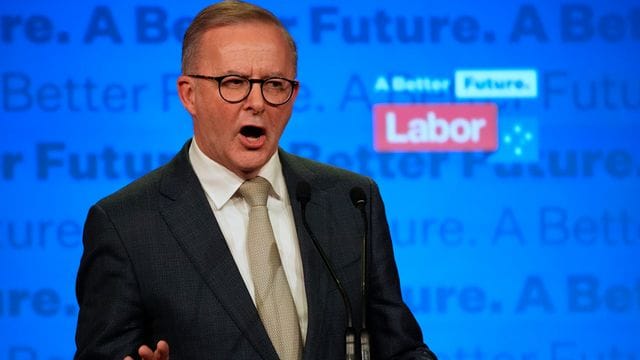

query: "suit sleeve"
left=75, top=204, right=146, bottom=359
left=366, top=180, right=438, bottom=360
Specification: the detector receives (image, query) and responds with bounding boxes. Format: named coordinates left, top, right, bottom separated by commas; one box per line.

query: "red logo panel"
left=373, top=103, right=498, bottom=152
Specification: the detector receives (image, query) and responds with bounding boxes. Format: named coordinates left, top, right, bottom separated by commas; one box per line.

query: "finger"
left=155, top=340, right=170, bottom=360
left=138, top=345, right=154, bottom=360
left=123, top=357, right=134, bottom=360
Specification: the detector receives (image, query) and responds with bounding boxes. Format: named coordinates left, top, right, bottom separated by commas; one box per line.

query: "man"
left=74, top=1, right=437, bottom=359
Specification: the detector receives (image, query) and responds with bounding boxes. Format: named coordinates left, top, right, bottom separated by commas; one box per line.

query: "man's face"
left=177, top=22, right=298, bottom=179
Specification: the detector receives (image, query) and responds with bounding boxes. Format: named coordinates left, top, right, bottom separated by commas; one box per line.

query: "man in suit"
left=74, top=1, right=437, bottom=359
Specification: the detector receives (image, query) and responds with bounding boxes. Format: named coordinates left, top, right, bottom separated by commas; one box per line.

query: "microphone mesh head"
left=350, top=187, right=366, bottom=208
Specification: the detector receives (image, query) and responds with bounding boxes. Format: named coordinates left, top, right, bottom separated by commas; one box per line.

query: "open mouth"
left=240, top=125, right=265, bottom=139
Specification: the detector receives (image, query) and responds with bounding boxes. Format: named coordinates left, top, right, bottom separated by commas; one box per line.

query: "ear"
left=177, top=75, right=197, bottom=115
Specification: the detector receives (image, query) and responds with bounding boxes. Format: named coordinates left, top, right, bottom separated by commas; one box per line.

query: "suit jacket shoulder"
left=94, top=141, right=197, bottom=214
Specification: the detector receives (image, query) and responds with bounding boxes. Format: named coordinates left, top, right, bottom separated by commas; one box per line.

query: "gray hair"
left=181, top=0, right=297, bottom=74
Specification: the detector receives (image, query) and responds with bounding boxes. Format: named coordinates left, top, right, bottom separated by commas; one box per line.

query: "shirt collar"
left=188, top=138, right=287, bottom=210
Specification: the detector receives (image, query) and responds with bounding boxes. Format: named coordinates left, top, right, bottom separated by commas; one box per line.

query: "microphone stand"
left=351, top=187, right=370, bottom=360
left=298, top=182, right=357, bottom=360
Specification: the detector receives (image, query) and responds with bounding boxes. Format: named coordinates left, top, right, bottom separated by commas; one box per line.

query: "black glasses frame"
left=186, top=74, right=299, bottom=106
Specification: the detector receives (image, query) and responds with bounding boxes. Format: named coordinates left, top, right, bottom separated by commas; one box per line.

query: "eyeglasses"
left=186, top=74, right=299, bottom=106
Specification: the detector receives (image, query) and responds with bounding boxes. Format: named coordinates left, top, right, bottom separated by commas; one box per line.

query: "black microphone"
left=296, top=181, right=357, bottom=360
left=350, top=186, right=370, bottom=360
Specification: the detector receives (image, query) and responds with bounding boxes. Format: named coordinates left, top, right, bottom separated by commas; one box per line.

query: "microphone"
left=296, top=181, right=357, bottom=360
left=350, top=186, right=370, bottom=360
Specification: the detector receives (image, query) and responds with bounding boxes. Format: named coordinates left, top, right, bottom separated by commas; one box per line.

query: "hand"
left=123, top=340, right=169, bottom=360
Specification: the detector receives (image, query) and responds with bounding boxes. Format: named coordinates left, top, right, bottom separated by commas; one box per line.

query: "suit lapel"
left=280, top=151, right=335, bottom=359
left=158, top=142, right=278, bottom=360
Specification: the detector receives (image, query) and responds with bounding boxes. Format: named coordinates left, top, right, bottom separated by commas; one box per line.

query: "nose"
left=243, top=82, right=265, bottom=113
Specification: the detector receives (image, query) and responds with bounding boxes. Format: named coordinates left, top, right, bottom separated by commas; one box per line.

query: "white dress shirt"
left=188, top=139, right=308, bottom=342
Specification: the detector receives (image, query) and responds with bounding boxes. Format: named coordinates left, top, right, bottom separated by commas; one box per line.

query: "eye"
left=264, top=78, right=288, bottom=91
left=220, top=76, right=247, bottom=88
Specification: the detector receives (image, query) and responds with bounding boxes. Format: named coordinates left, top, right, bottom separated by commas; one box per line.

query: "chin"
left=235, top=158, right=267, bottom=176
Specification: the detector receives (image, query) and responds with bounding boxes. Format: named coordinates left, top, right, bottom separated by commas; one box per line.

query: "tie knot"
left=238, top=176, right=271, bottom=207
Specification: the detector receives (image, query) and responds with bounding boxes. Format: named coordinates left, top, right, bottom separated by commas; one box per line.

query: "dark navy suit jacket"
left=75, top=141, right=436, bottom=359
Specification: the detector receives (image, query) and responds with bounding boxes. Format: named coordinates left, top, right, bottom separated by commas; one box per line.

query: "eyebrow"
left=220, top=70, right=291, bottom=78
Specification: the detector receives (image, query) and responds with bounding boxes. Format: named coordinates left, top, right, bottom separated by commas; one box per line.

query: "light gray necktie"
left=238, top=177, right=302, bottom=360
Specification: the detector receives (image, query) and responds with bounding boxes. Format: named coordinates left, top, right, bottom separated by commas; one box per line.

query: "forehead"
left=195, top=22, right=294, bottom=75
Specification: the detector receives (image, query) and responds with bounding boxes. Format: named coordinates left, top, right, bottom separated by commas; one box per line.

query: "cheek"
left=278, top=119, right=290, bottom=134
left=273, top=108, right=293, bottom=131
left=197, top=105, right=233, bottom=137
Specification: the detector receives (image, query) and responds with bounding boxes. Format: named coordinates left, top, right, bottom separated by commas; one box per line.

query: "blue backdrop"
left=1, top=0, right=639, bottom=358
